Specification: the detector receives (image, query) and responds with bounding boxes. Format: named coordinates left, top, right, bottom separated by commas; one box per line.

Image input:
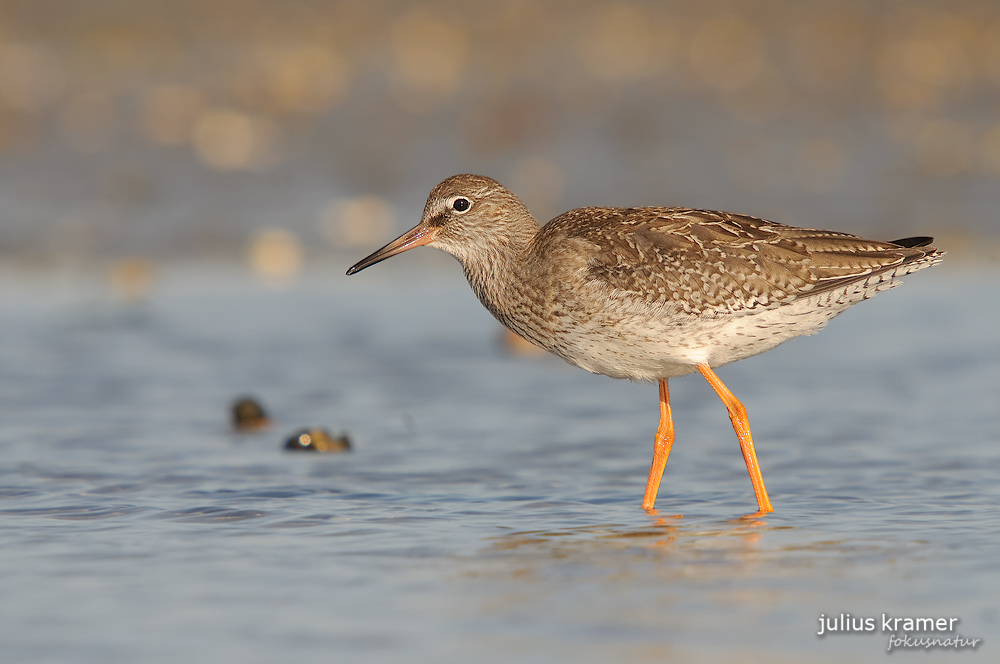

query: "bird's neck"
left=459, top=219, right=539, bottom=327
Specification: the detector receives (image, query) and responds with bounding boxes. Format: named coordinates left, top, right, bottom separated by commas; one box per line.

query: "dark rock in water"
left=284, top=428, right=351, bottom=453
left=232, top=397, right=271, bottom=431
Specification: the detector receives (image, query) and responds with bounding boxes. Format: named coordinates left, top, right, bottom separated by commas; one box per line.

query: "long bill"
left=346, top=224, right=439, bottom=275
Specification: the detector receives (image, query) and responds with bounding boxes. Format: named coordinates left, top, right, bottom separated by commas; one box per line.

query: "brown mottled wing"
left=551, top=207, right=936, bottom=314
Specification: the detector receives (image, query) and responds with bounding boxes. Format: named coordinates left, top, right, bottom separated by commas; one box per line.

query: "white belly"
left=545, top=270, right=906, bottom=381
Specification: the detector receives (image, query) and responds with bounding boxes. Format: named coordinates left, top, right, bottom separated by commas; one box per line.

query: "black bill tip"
left=345, top=224, right=437, bottom=276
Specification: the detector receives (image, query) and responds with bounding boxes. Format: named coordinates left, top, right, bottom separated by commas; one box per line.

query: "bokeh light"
left=192, top=108, right=281, bottom=171
left=389, top=8, right=469, bottom=113
left=0, top=0, right=995, bottom=267
left=247, top=227, right=303, bottom=282
left=320, top=196, right=396, bottom=248
left=247, top=44, right=350, bottom=115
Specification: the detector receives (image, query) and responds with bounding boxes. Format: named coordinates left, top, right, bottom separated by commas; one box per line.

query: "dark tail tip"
left=889, top=236, right=934, bottom=248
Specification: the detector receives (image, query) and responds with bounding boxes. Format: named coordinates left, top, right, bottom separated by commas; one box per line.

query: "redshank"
left=346, top=174, right=943, bottom=514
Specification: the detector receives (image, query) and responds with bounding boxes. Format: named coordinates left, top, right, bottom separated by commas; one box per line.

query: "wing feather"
left=537, top=207, right=938, bottom=314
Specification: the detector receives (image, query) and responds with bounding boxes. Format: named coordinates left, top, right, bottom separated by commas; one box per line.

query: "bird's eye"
left=452, top=197, right=471, bottom=212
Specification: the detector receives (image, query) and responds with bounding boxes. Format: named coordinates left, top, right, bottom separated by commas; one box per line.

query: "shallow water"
left=0, top=264, right=996, bottom=663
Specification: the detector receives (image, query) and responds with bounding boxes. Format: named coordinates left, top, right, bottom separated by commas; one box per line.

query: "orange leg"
left=642, top=379, right=675, bottom=510
left=697, top=365, right=774, bottom=514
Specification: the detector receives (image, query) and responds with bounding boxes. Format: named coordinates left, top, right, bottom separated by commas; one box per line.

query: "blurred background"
left=0, top=0, right=998, bottom=285
left=2, top=5, right=998, bottom=661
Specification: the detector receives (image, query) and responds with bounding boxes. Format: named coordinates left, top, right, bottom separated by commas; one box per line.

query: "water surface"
left=0, top=265, right=996, bottom=663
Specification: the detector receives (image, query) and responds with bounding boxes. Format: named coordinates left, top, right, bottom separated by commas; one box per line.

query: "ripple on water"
left=0, top=271, right=995, bottom=662
left=0, top=504, right=147, bottom=520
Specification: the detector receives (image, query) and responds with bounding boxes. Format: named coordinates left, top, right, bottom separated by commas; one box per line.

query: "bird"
left=346, top=174, right=943, bottom=515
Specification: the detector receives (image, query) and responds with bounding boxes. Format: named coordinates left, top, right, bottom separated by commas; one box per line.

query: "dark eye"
left=452, top=197, right=471, bottom=212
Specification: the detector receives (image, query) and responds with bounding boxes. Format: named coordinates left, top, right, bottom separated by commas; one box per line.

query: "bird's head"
left=346, top=174, right=537, bottom=275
